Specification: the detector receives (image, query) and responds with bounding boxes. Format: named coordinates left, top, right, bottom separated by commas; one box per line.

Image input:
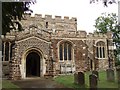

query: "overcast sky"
left=30, top=0, right=118, bottom=33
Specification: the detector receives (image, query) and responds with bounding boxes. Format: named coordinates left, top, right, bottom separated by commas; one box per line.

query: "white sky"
left=30, top=0, right=118, bottom=33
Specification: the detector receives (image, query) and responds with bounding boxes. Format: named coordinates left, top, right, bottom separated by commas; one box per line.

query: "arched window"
left=96, top=41, right=105, bottom=58
left=59, top=42, right=72, bottom=61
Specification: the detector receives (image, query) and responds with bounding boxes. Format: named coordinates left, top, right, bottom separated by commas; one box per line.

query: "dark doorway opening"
left=26, top=51, right=40, bottom=77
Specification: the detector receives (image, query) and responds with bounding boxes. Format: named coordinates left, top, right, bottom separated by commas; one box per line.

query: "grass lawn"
left=2, top=80, right=20, bottom=90
left=54, top=71, right=118, bottom=88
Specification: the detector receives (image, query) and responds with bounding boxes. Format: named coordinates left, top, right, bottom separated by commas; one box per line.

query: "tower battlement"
left=21, top=13, right=112, bottom=39
left=86, top=31, right=112, bottom=39
left=21, top=13, right=77, bottom=33
left=24, top=13, right=77, bottom=23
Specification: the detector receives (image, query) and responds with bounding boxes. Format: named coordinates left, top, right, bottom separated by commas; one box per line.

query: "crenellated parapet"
left=76, top=30, right=87, bottom=38
left=87, top=31, right=112, bottom=39
left=21, top=13, right=77, bottom=33
left=24, top=13, right=77, bottom=23
left=2, top=13, right=113, bottom=41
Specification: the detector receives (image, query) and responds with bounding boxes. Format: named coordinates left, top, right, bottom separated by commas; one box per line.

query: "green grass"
left=2, top=80, right=20, bottom=90
left=97, top=71, right=118, bottom=88
left=54, top=71, right=118, bottom=88
left=54, top=75, right=82, bottom=88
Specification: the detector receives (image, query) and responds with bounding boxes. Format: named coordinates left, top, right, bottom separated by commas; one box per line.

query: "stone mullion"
left=102, top=46, right=103, bottom=58
left=98, top=46, right=100, bottom=58
left=62, top=43, right=66, bottom=72
left=72, top=47, right=75, bottom=72
left=3, top=42, right=6, bottom=61
left=66, top=44, right=68, bottom=74
left=63, top=44, right=64, bottom=61
left=67, top=44, right=68, bottom=61
left=9, top=42, right=11, bottom=61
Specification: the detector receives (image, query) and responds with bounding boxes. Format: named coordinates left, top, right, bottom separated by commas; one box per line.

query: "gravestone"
left=92, top=70, right=99, bottom=80
left=89, top=74, right=98, bottom=89
left=78, top=72, right=85, bottom=86
left=116, top=67, right=120, bottom=88
left=74, top=72, right=78, bottom=84
left=106, top=69, right=115, bottom=82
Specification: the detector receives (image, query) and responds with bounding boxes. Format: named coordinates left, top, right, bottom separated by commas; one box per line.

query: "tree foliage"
left=2, top=0, right=117, bottom=35
left=94, top=13, right=118, bottom=33
left=90, top=0, right=117, bottom=7
left=94, top=13, right=120, bottom=65
left=2, top=1, right=35, bottom=35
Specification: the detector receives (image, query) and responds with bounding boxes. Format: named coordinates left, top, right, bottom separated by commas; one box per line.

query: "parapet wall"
left=24, top=13, right=77, bottom=23
left=87, top=32, right=105, bottom=38
left=76, top=30, right=112, bottom=39
left=87, top=31, right=112, bottom=39
left=20, top=13, right=113, bottom=39
left=21, top=13, right=77, bottom=33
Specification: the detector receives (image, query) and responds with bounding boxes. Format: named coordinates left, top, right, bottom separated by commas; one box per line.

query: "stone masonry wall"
left=1, top=13, right=114, bottom=79
left=51, top=38, right=88, bottom=74
left=17, top=37, right=50, bottom=64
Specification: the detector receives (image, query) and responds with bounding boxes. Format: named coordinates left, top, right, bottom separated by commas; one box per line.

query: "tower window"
left=46, top=22, right=48, bottom=28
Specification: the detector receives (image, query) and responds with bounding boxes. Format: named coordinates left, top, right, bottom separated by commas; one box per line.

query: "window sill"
left=97, top=58, right=107, bottom=59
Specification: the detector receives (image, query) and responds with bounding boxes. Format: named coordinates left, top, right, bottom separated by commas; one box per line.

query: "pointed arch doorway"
left=26, top=51, right=40, bottom=77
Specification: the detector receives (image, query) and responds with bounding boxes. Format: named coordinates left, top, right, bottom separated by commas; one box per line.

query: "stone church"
left=2, top=14, right=115, bottom=80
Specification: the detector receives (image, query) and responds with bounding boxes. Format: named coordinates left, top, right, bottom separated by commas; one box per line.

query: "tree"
left=2, top=0, right=117, bottom=35
left=90, top=0, right=117, bottom=7
left=2, top=1, right=36, bottom=35
left=94, top=13, right=120, bottom=66
left=94, top=13, right=118, bottom=33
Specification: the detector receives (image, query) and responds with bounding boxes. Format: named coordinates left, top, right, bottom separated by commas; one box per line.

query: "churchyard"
left=2, top=68, right=120, bottom=89
left=54, top=68, right=120, bottom=89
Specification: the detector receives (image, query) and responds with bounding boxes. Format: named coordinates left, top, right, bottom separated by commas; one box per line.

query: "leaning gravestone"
left=78, top=72, right=85, bottom=86
left=106, top=69, right=115, bottom=82
left=74, top=72, right=78, bottom=84
left=116, top=67, right=120, bottom=88
left=92, top=70, right=99, bottom=80
left=89, top=74, right=98, bottom=89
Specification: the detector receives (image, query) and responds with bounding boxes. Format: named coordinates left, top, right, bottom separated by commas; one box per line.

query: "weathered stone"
left=106, top=69, right=115, bottom=82
left=1, top=14, right=114, bottom=80
left=74, top=72, right=78, bottom=84
left=89, top=74, right=98, bottom=89
left=78, top=72, right=85, bottom=86
left=92, top=70, right=99, bottom=80
left=116, top=67, right=120, bottom=88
